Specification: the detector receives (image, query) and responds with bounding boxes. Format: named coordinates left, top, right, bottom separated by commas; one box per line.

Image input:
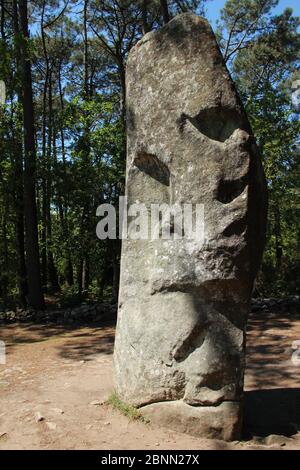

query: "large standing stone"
left=113, top=13, right=267, bottom=441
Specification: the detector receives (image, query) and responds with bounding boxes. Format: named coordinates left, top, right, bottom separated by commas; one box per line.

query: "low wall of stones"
left=0, top=302, right=117, bottom=324
left=251, top=296, right=299, bottom=314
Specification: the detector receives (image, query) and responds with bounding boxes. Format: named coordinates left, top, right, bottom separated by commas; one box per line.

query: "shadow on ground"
left=2, top=309, right=300, bottom=441
left=57, top=326, right=115, bottom=360
left=244, top=310, right=300, bottom=438
left=246, top=311, right=299, bottom=388
left=244, top=388, right=300, bottom=437
left=3, top=317, right=116, bottom=361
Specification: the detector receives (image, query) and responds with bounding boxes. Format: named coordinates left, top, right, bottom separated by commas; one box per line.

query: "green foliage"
left=0, top=0, right=298, bottom=306
left=219, top=0, right=300, bottom=296
left=58, top=285, right=85, bottom=308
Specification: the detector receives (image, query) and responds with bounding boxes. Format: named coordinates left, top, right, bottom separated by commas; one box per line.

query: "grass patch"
left=107, top=391, right=149, bottom=423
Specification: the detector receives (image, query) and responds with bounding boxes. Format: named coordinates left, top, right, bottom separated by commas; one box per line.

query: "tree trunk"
left=0, top=197, right=9, bottom=302
left=46, top=69, right=60, bottom=292
left=14, top=136, right=28, bottom=306
left=82, top=256, right=90, bottom=292
left=160, top=0, right=170, bottom=24
left=40, top=0, right=49, bottom=288
left=118, top=61, right=126, bottom=134
left=1, top=0, right=5, bottom=38
left=77, top=0, right=91, bottom=297
left=12, top=0, right=27, bottom=306
left=141, top=0, right=150, bottom=34
left=274, top=203, right=283, bottom=269
left=83, top=0, right=89, bottom=98
left=41, top=103, right=48, bottom=288
left=18, top=0, right=44, bottom=309
left=66, top=258, right=74, bottom=287
left=77, top=259, right=83, bottom=296
left=58, top=59, right=73, bottom=286
left=112, top=260, right=119, bottom=303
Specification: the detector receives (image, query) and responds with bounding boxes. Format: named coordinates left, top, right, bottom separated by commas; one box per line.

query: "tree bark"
left=58, top=59, right=73, bottom=286
left=46, top=69, right=60, bottom=292
left=12, top=0, right=27, bottom=306
left=0, top=0, right=5, bottom=38
left=118, top=60, right=126, bottom=136
left=83, top=0, right=89, bottom=98
left=18, top=0, right=44, bottom=309
left=66, top=258, right=74, bottom=287
left=0, top=197, right=9, bottom=302
left=274, top=203, right=283, bottom=269
left=141, top=0, right=150, bottom=34
left=160, top=0, right=170, bottom=24
left=14, top=134, right=28, bottom=306
left=77, top=259, right=83, bottom=296
left=82, top=257, right=90, bottom=292
left=40, top=0, right=49, bottom=288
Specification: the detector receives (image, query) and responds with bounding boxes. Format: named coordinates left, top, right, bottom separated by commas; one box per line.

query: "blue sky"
left=29, top=1, right=300, bottom=36
left=206, top=0, right=300, bottom=27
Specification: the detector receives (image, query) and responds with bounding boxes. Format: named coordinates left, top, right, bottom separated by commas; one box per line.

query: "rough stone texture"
left=114, top=13, right=267, bottom=440
left=141, top=401, right=242, bottom=441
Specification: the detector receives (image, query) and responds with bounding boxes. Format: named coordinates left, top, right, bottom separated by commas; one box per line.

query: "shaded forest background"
left=0, top=0, right=299, bottom=310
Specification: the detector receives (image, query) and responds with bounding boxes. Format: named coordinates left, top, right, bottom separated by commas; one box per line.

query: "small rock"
left=265, top=434, right=293, bottom=446
left=34, top=411, right=44, bottom=422
left=104, top=421, right=110, bottom=426
left=51, top=408, right=64, bottom=414
left=0, top=432, right=7, bottom=439
left=46, top=421, right=57, bottom=430
left=89, top=400, right=103, bottom=406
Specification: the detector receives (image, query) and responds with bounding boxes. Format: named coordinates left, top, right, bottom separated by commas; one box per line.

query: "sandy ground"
left=0, top=311, right=300, bottom=450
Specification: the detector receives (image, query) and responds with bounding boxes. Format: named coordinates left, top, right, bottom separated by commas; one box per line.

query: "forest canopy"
left=0, top=0, right=299, bottom=309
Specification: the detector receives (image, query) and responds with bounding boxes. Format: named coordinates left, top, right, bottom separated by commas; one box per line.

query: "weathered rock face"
left=113, top=13, right=267, bottom=440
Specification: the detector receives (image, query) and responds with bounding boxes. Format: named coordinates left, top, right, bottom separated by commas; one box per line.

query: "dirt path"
left=0, top=312, right=300, bottom=450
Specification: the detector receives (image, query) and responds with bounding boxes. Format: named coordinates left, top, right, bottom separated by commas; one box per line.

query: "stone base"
left=141, top=400, right=242, bottom=441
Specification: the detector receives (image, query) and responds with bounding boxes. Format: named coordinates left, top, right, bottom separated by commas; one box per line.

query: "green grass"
left=107, top=391, right=149, bottom=423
